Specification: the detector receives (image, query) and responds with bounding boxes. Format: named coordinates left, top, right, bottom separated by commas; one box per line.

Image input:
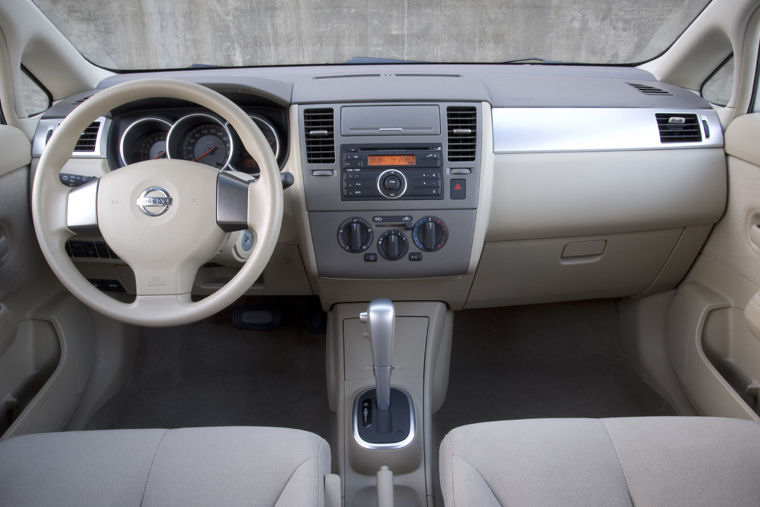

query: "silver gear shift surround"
left=360, top=298, right=394, bottom=410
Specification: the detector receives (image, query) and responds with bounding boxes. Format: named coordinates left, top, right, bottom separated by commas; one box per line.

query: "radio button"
left=377, top=169, right=408, bottom=199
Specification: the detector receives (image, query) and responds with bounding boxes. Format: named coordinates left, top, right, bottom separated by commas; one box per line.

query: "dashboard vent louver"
left=74, top=121, right=101, bottom=151
left=447, top=106, right=477, bottom=162
left=304, top=108, right=335, bottom=163
left=656, top=113, right=702, bottom=143
left=628, top=82, right=672, bottom=96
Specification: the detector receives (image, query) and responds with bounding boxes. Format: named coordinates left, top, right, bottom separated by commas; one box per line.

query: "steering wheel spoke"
left=216, top=171, right=251, bottom=232
left=66, top=178, right=99, bottom=232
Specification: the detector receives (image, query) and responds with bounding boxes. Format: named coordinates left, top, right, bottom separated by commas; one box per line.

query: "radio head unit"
left=341, top=144, right=443, bottom=201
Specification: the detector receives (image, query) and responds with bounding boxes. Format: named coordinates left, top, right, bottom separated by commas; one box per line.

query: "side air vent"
left=656, top=113, right=702, bottom=143
left=447, top=106, right=477, bottom=162
left=628, top=82, right=672, bottom=96
left=304, top=108, right=335, bottom=163
left=74, top=121, right=101, bottom=152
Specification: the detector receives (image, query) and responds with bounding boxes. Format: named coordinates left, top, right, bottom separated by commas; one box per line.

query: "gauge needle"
left=153, top=151, right=166, bottom=159
left=194, top=146, right=217, bottom=161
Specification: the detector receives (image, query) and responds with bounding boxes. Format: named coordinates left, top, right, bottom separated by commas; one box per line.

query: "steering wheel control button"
left=377, top=230, right=409, bottom=261
left=450, top=178, right=466, bottom=199
left=412, top=216, right=449, bottom=252
left=337, top=217, right=373, bottom=253
left=136, top=187, right=173, bottom=216
left=376, top=169, right=407, bottom=199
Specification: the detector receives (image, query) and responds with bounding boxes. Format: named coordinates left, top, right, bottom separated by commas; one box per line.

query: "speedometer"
left=166, top=113, right=233, bottom=169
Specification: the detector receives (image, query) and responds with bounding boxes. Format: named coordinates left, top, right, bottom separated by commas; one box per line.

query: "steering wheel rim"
left=31, top=79, right=283, bottom=327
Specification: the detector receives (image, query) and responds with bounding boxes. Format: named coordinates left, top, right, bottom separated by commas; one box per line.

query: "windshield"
left=34, top=0, right=710, bottom=69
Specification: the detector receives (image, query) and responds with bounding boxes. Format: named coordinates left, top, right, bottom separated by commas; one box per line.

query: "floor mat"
left=86, top=298, right=332, bottom=440
left=434, top=299, right=674, bottom=435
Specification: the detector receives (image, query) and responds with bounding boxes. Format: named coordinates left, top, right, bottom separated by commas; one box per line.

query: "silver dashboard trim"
left=352, top=387, right=416, bottom=450
left=492, top=107, right=723, bottom=153
left=66, top=178, right=99, bottom=231
left=33, top=116, right=110, bottom=158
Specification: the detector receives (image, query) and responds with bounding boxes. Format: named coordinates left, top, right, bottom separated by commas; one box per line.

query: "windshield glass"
left=34, top=0, right=710, bottom=69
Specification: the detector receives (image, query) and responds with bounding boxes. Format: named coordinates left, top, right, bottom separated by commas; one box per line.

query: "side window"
left=19, top=67, right=51, bottom=117
left=702, top=55, right=734, bottom=107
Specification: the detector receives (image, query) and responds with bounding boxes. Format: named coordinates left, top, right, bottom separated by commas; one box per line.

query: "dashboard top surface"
left=43, top=64, right=712, bottom=119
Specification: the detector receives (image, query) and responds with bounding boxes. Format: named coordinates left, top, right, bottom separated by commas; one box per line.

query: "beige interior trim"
left=725, top=113, right=760, bottom=165
left=0, top=125, right=30, bottom=176
left=0, top=1, right=111, bottom=119
left=640, top=0, right=758, bottom=91
left=745, top=292, right=760, bottom=339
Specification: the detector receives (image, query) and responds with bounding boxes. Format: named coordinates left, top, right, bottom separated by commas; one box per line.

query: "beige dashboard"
left=32, top=65, right=727, bottom=311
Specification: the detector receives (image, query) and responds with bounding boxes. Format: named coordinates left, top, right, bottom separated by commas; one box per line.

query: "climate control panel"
left=309, top=210, right=475, bottom=278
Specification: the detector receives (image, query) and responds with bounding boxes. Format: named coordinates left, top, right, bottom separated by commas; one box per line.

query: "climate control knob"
left=337, top=217, right=373, bottom=253
left=412, top=216, right=449, bottom=252
left=377, top=230, right=409, bottom=260
left=376, top=169, right=407, bottom=199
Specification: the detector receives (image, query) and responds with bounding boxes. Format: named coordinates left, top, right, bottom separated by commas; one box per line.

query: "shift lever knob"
left=360, top=298, right=394, bottom=410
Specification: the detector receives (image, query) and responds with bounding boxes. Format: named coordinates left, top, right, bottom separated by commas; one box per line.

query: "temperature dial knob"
left=412, top=216, right=449, bottom=252
left=337, top=217, right=373, bottom=253
left=377, top=230, right=409, bottom=261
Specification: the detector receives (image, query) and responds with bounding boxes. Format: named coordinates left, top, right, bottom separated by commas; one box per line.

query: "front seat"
left=439, top=417, right=760, bottom=506
left=0, top=426, right=338, bottom=507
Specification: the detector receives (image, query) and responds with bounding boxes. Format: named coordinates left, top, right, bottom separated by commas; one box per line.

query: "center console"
left=300, top=103, right=482, bottom=279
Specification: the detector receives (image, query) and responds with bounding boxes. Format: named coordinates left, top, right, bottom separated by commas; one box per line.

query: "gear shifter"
left=355, top=299, right=413, bottom=445
left=360, top=298, right=394, bottom=411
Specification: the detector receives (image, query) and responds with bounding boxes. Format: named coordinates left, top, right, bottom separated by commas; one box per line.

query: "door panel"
left=664, top=113, right=760, bottom=420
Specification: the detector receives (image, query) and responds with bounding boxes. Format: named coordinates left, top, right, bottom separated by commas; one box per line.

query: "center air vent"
left=304, top=108, right=335, bottom=163
left=656, top=113, right=702, bottom=143
left=447, top=106, right=477, bottom=162
left=628, top=83, right=672, bottom=96
left=74, top=121, right=101, bottom=152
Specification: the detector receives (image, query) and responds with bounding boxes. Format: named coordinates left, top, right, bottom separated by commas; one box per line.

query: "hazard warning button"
left=450, top=178, right=466, bottom=200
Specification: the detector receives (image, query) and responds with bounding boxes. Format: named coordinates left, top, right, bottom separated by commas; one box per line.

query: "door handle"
left=0, top=234, right=8, bottom=267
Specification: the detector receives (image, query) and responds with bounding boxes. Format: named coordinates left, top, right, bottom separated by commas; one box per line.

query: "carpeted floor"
left=434, top=299, right=673, bottom=433
left=86, top=297, right=333, bottom=440
left=87, top=297, right=672, bottom=462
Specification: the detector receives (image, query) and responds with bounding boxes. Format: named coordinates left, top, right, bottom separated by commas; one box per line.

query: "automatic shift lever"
left=360, top=298, right=394, bottom=411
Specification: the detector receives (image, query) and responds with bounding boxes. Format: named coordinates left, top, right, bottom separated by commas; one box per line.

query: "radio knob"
left=412, top=216, right=449, bottom=252
left=337, top=217, right=373, bottom=253
left=377, top=230, right=409, bottom=261
left=377, top=169, right=407, bottom=199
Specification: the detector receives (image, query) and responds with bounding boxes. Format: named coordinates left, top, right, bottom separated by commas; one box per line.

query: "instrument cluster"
left=116, top=109, right=283, bottom=174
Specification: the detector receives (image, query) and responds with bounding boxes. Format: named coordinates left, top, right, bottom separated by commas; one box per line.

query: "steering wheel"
left=31, top=79, right=283, bottom=327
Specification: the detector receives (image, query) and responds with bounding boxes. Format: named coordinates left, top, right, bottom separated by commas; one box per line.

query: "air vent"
left=656, top=113, right=702, bottom=143
left=447, top=106, right=477, bottom=162
left=628, top=82, right=672, bottom=96
left=74, top=121, right=101, bottom=152
left=304, top=108, right=335, bottom=163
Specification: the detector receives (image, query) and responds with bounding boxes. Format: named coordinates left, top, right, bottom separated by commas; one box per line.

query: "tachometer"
left=166, top=113, right=233, bottom=169
left=119, top=117, right=171, bottom=166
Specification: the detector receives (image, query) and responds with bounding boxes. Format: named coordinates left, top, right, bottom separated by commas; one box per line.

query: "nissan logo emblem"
left=136, top=187, right=173, bottom=216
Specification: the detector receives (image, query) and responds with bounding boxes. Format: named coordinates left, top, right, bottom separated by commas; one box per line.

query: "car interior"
left=1, top=0, right=760, bottom=505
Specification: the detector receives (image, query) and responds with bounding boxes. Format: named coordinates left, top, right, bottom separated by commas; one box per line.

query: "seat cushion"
left=0, top=426, right=330, bottom=507
left=439, top=417, right=760, bottom=507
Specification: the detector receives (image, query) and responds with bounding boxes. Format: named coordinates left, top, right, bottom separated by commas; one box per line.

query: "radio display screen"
left=367, top=155, right=416, bottom=166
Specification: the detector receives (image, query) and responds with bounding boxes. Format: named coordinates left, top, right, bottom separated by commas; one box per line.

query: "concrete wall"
left=33, top=0, right=708, bottom=69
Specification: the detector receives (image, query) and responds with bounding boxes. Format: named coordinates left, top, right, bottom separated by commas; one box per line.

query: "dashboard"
left=30, top=64, right=727, bottom=310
